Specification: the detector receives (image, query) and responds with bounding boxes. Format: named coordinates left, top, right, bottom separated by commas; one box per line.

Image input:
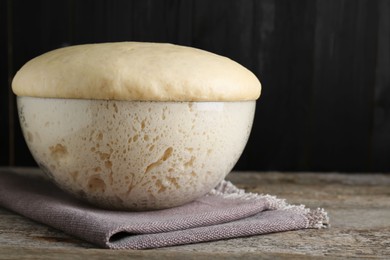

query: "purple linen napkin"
left=0, top=170, right=329, bottom=249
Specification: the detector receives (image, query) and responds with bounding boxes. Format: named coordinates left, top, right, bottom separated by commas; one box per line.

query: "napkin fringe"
left=211, top=180, right=329, bottom=229
left=306, top=207, right=330, bottom=229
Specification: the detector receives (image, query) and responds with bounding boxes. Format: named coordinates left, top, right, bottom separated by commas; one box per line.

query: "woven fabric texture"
left=0, top=170, right=329, bottom=249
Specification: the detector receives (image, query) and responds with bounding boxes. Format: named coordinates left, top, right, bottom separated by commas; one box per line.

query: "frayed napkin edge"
left=210, top=180, right=330, bottom=229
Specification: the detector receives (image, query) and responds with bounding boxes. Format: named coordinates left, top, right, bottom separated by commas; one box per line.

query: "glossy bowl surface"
left=18, top=97, right=255, bottom=210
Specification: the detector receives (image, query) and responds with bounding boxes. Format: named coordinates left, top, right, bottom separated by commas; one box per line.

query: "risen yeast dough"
left=12, top=42, right=261, bottom=101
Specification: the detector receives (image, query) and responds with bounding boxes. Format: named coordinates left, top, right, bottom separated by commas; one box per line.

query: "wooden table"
left=0, top=168, right=389, bottom=259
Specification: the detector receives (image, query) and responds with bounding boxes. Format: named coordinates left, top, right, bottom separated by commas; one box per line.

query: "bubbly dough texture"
left=18, top=97, right=255, bottom=210
left=12, top=42, right=261, bottom=101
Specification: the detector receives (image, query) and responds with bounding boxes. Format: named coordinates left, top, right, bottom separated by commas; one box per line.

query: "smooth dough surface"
left=12, top=42, right=261, bottom=101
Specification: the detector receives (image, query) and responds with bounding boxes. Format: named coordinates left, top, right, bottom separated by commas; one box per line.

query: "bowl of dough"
left=12, top=42, right=261, bottom=210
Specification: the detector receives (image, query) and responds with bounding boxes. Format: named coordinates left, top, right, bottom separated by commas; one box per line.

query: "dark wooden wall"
left=1, top=0, right=390, bottom=173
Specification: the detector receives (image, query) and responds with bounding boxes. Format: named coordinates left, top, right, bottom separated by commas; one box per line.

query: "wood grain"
left=308, top=0, right=378, bottom=172
left=0, top=168, right=389, bottom=259
left=2, top=0, right=390, bottom=172
left=372, top=0, right=390, bottom=172
left=0, top=0, right=10, bottom=166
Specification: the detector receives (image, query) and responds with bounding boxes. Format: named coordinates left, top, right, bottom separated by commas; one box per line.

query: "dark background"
left=1, top=0, right=390, bottom=173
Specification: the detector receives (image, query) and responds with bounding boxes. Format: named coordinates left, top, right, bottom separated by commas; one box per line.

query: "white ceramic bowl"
left=18, top=97, right=255, bottom=210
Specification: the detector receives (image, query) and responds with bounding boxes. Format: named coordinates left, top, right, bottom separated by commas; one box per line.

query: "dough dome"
left=12, top=42, right=261, bottom=101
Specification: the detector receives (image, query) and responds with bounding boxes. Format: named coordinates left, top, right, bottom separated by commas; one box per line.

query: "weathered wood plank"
left=0, top=168, right=389, bottom=258
left=242, top=0, right=317, bottom=171
left=0, top=0, right=10, bottom=165
left=372, top=0, right=390, bottom=172
left=308, top=0, right=378, bottom=172
left=3, top=0, right=390, bottom=173
left=0, top=245, right=331, bottom=260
